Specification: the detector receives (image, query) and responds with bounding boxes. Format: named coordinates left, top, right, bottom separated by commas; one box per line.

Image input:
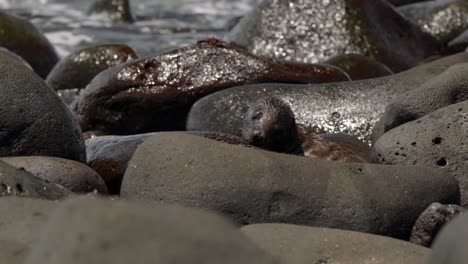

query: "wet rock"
left=410, top=203, right=464, bottom=247
left=0, top=11, right=59, bottom=78
left=374, top=62, right=468, bottom=140
left=227, top=0, right=439, bottom=72
left=428, top=213, right=468, bottom=264
left=0, top=156, right=108, bottom=194
left=389, top=0, right=432, bottom=6
left=46, top=44, right=138, bottom=91
left=323, top=54, right=393, bottom=80
left=372, top=101, right=468, bottom=206
left=448, top=29, right=468, bottom=51
left=0, top=47, right=32, bottom=70
left=0, top=240, right=29, bottom=264
left=121, top=133, right=459, bottom=239
left=88, top=0, right=134, bottom=23
left=187, top=52, right=468, bottom=144
left=242, top=224, right=430, bottom=264
left=25, top=197, right=278, bottom=264
left=75, top=39, right=349, bottom=135
left=0, top=161, right=70, bottom=200
left=0, top=197, right=58, bottom=245
left=0, top=52, right=86, bottom=162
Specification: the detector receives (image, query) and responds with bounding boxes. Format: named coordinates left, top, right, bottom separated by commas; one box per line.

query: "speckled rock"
left=372, top=101, right=468, bottom=206
left=0, top=52, right=86, bottom=162
left=0, top=47, right=32, bottom=70
left=25, top=198, right=278, bottom=264
left=0, top=197, right=58, bottom=245
left=0, top=156, right=108, bottom=194
left=121, top=133, right=459, bottom=239
left=0, top=11, right=58, bottom=78
left=428, top=213, right=468, bottom=264
left=227, top=0, right=439, bottom=72
left=242, top=224, right=430, bottom=264
left=410, top=203, right=464, bottom=247
left=0, top=240, right=29, bottom=264
left=87, top=0, right=134, bottom=23
left=187, top=52, right=468, bottom=144
left=75, top=39, right=348, bottom=134
left=323, top=54, right=393, bottom=80
left=374, top=62, right=468, bottom=140
left=46, top=44, right=137, bottom=91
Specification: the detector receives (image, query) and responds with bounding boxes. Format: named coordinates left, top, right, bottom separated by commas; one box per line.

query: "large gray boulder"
left=372, top=100, right=468, bottom=206
left=121, top=133, right=460, bottom=239
left=242, top=224, right=430, bottom=264
left=25, top=197, right=278, bottom=264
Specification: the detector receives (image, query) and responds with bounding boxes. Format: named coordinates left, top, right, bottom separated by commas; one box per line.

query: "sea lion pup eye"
left=242, top=96, right=302, bottom=154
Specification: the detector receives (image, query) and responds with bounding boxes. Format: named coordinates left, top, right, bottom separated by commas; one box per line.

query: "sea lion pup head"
left=242, top=96, right=301, bottom=153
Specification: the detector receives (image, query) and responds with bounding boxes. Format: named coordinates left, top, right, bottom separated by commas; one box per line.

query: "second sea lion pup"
left=242, top=96, right=367, bottom=163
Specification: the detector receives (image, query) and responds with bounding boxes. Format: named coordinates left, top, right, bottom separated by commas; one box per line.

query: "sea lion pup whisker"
left=242, top=96, right=367, bottom=163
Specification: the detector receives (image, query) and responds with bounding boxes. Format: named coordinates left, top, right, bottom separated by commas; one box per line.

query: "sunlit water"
left=0, top=0, right=260, bottom=57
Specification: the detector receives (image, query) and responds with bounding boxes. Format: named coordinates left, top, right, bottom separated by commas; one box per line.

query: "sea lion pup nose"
left=242, top=96, right=367, bottom=163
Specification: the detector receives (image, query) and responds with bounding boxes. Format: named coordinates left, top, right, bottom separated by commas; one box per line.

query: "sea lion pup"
left=242, top=96, right=367, bottom=163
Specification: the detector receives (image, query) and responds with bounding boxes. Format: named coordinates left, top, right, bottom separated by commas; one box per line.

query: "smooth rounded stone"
left=372, top=101, right=468, bottom=206
left=323, top=54, right=393, bottom=81
left=0, top=52, right=86, bottom=162
left=25, top=198, right=278, bottom=264
left=121, top=133, right=460, bottom=239
left=0, top=197, right=58, bottom=245
left=0, top=156, right=108, bottom=194
left=0, top=240, right=29, bottom=264
left=87, top=0, right=134, bottom=23
left=75, top=39, right=349, bottom=135
left=226, top=0, right=439, bottom=72
left=0, top=11, right=58, bottom=78
left=410, top=203, right=464, bottom=247
left=242, top=224, right=430, bottom=264
left=187, top=52, right=468, bottom=144
left=46, top=44, right=138, bottom=91
left=0, top=47, right=32, bottom=70
left=448, top=29, right=468, bottom=51
left=428, top=213, right=468, bottom=264
left=0, top=161, right=71, bottom=200
left=398, top=0, right=468, bottom=43
left=374, top=63, right=468, bottom=140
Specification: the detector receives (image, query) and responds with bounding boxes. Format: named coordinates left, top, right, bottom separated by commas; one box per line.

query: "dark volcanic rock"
left=0, top=161, right=70, bottom=200
left=389, top=0, right=432, bottom=6
left=448, top=29, right=468, bottom=52
left=242, top=224, right=430, bottom=264
left=46, top=44, right=137, bottom=91
left=88, top=0, right=134, bottom=23
left=187, top=52, right=468, bottom=144
left=25, top=198, right=278, bottom=264
left=121, top=133, right=459, bottom=239
left=0, top=52, right=86, bottom=162
left=227, top=0, right=439, bottom=72
left=323, top=54, right=393, bottom=80
left=410, top=203, right=464, bottom=247
left=0, top=156, right=108, bottom=194
left=0, top=11, right=58, bottom=78
left=0, top=240, right=29, bottom=264
left=374, top=62, right=468, bottom=140
left=429, top=213, right=468, bottom=264
left=372, top=101, right=468, bottom=206
left=74, top=39, right=349, bottom=134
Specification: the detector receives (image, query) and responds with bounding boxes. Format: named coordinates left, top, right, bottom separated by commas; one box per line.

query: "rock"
left=0, top=197, right=58, bottom=245
left=410, top=203, right=464, bottom=247
left=187, top=52, right=468, bottom=144
left=74, top=39, right=349, bottom=134
left=0, top=52, right=86, bottom=162
left=428, top=213, right=468, bottom=264
left=323, top=54, right=393, bottom=80
left=87, top=0, right=134, bottom=23
left=321, top=133, right=372, bottom=161
left=242, top=224, right=430, bottom=264
left=390, top=0, right=432, bottom=6
left=226, top=0, right=439, bottom=72
left=0, top=47, right=32, bottom=70
left=0, top=156, right=108, bottom=194
left=0, top=11, right=59, bottom=78
left=372, top=101, right=468, bottom=206
left=25, top=197, right=278, bottom=264
left=46, top=44, right=138, bottom=91
left=121, top=133, right=460, bottom=239
left=448, top=29, right=468, bottom=51
left=0, top=240, right=29, bottom=264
